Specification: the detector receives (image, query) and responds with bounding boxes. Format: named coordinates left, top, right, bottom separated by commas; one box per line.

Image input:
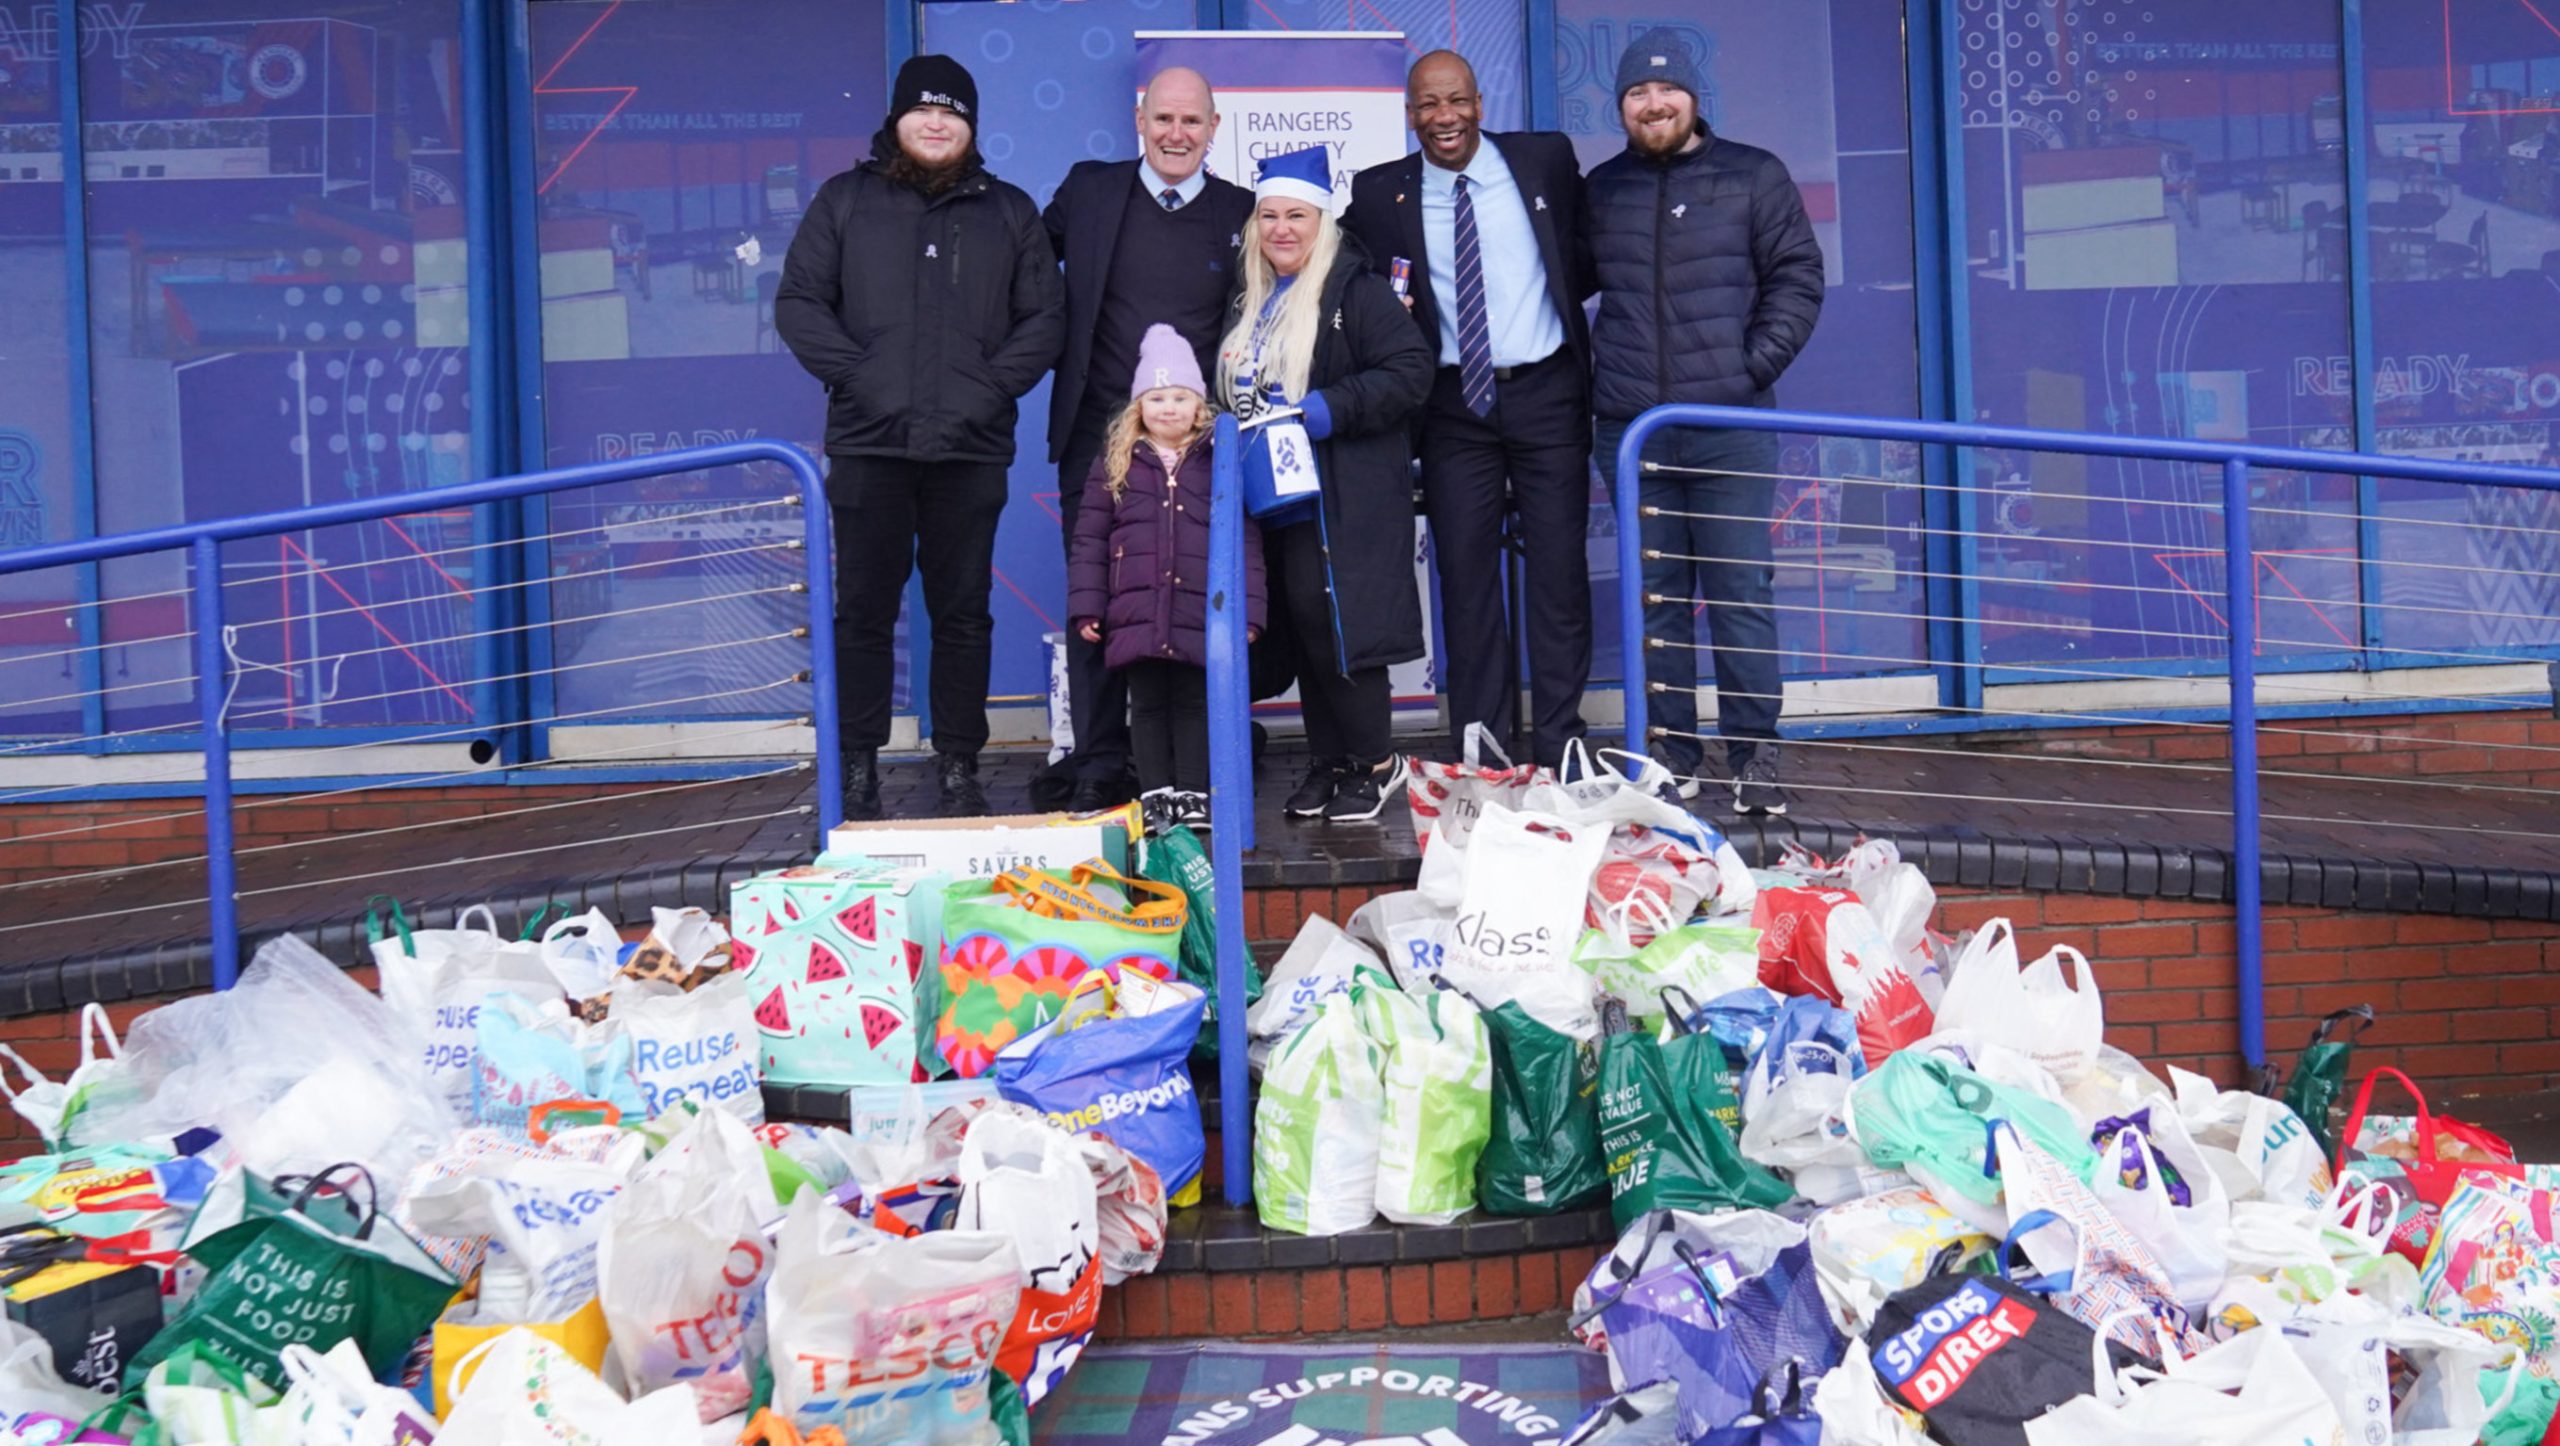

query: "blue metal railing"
left=1205, top=412, right=1255, bottom=1207
left=0, top=442, right=842, bottom=989
left=1613, top=404, right=2560, bottom=1072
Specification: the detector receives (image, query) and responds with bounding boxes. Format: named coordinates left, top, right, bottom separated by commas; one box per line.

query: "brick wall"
left=1098, top=1247, right=1604, bottom=1340
left=1961, top=707, right=2560, bottom=791
left=0, top=782, right=661, bottom=886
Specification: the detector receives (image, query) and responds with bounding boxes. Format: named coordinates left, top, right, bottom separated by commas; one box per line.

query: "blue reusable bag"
left=1695, top=1363, right=1823, bottom=1446
left=471, top=990, right=645, bottom=1136
left=1240, top=415, right=1320, bottom=525
left=991, top=986, right=1208, bottom=1194
left=1750, top=995, right=1867, bottom=1084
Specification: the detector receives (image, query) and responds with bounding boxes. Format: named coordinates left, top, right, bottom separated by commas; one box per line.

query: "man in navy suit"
left=1042, top=68, right=1256, bottom=809
left=1343, top=51, right=1596, bottom=770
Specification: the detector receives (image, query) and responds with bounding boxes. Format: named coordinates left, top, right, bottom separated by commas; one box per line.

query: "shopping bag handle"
left=2337, top=1065, right=2435, bottom=1177
left=1995, top=1207, right=2080, bottom=1296
left=76, top=1002, right=123, bottom=1067
left=1754, top=1359, right=1811, bottom=1421
left=1458, top=719, right=1516, bottom=773
left=519, top=899, right=571, bottom=941
left=282, top=1161, right=381, bottom=1239
left=0, top=1043, right=51, bottom=1101
left=992, top=862, right=1187, bottom=935
left=362, top=894, right=415, bottom=953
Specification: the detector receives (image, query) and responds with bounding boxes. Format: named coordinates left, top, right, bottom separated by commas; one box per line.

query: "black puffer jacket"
left=1584, top=129, right=1825, bottom=423
left=775, top=158, right=1065, bottom=463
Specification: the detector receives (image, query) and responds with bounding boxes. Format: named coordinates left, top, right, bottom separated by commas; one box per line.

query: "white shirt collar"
left=1139, top=160, right=1208, bottom=208
left=1421, top=138, right=1502, bottom=195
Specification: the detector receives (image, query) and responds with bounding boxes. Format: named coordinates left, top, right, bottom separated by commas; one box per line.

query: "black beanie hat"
left=890, top=54, right=977, bottom=127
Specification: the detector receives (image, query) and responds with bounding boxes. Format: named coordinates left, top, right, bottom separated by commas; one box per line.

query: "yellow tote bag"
left=432, top=1289, right=610, bottom=1415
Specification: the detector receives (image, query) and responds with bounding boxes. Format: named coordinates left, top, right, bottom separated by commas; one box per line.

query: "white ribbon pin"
left=1534, top=195, right=1548, bottom=211
left=1671, top=204, right=1687, bottom=220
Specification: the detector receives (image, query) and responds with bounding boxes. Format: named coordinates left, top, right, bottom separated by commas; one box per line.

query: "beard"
left=1625, top=113, right=1701, bottom=159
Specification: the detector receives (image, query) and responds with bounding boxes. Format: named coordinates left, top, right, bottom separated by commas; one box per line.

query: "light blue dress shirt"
left=1140, top=160, right=1207, bottom=210
left=1418, top=142, right=1565, bottom=370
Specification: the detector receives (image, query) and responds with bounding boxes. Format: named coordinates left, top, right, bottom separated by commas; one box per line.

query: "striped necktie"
left=1452, top=175, right=1495, bottom=417
left=1160, top=188, right=1181, bottom=211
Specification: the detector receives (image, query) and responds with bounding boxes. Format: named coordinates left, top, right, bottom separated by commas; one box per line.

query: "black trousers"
left=1126, top=659, right=1208, bottom=793
left=829, top=455, right=1007, bottom=756
left=1272, top=518, right=1392, bottom=767
left=1056, top=418, right=1132, bottom=781
left=1418, top=348, right=1592, bottom=768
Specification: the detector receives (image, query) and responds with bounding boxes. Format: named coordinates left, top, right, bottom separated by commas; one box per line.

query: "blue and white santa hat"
left=1254, top=146, right=1335, bottom=210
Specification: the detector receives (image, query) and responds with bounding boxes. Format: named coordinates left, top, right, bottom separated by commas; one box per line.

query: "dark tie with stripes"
left=1452, top=175, right=1495, bottom=417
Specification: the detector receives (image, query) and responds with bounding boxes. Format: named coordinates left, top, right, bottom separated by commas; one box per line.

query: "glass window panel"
left=80, top=0, right=483, bottom=735
left=531, top=0, right=879, bottom=721
left=1556, top=0, right=1924, bottom=682
left=2361, top=0, right=2560, bottom=664
left=1958, top=0, right=2359, bottom=674
left=0, top=37, right=85, bottom=741
left=1246, top=0, right=1529, bottom=133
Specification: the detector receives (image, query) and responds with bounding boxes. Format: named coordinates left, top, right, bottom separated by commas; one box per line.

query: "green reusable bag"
left=2280, top=1004, right=2374, bottom=1162
left=1475, top=999, right=1609, bottom=1217
left=1579, top=921, right=1762, bottom=1032
left=87, top=1339, right=286, bottom=1446
left=990, top=1366, right=1032, bottom=1446
left=1138, top=826, right=1258, bottom=1056
left=2481, top=1363, right=2560, bottom=1446
left=1595, top=1005, right=1790, bottom=1230
left=1254, top=992, right=1386, bottom=1236
left=1355, top=980, right=1493, bottom=1226
left=1846, top=1051, right=2099, bottom=1207
left=122, top=1162, right=456, bottom=1395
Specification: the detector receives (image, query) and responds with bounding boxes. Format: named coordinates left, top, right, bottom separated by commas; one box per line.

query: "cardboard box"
left=730, top=863, right=948, bottom=1087
left=822, top=803, right=1140, bottom=881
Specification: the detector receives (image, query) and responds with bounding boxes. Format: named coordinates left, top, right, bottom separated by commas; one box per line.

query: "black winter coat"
left=1065, top=439, right=1267, bottom=670
left=1228, top=244, right=1436, bottom=674
left=1583, top=129, right=1825, bottom=424
left=774, top=160, right=1066, bottom=463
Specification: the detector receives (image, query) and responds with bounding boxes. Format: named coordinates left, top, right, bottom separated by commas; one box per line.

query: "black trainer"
left=936, top=751, right=990, bottom=818
left=1284, top=758, right=1345, bottom=818
left=1323, top=753, right=1408, bottom=824
left=843, top=748, right=884, bottom=820
left=1732, top=743, right=1789, bottom=817
left=1171, top=790, right=1212, bottom=833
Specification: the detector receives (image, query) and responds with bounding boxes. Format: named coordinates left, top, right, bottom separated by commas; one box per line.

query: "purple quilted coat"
left=1066, top=437, right=1267, bottom=670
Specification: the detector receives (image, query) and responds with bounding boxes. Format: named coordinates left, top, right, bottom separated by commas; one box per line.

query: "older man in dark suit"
left=1343, top=50, right=1596, bottom=770
left=1042, top=67, right=1256, bottom=809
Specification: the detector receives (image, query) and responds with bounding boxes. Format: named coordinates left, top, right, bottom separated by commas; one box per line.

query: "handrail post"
left=2222, top=456, right=2265, bottom=1071
left=1206, top=414, right=1254, bottom=1206
left=792, top=452, right=844, bottom=835
left=192, top=537, right=241, bottom=989
left=1615, top=415, right=1655, bottom=754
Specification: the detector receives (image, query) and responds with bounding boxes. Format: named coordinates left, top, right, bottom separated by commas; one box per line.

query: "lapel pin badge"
left=1535, top=195, right=1548, bottom=211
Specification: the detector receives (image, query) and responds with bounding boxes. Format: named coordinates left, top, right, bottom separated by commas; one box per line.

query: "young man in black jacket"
left=1343, top=49, right=1596, bottom=771
left=776, top=55, right=1065, bottom=818
left=1041, top=66, right=1254, bottom=810
left=1584, top=30, right=1823, bottom=817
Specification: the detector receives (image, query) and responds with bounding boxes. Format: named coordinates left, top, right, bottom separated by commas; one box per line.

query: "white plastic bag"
left=401, top=1156, right=627, bottom=1324
left=766, top=1190, right=1020, bottom=1445
left=2087, top=1113, right=2230, bottom=1313
left=0, top=1004, right=135, bottom=1150
left=606, top=972, right=764, bottom=1122
left=1840, top=840, right=1937, bottom=978
left=0, top=1316, right=107, bottom=1425
left=2169, top=1065, right=2328, bottom=1207
left=437, top=1329, right=700, bottom=1445
left=1738, top=1042, right=1878, bottom=1207
left=2282, top=1288, right=2512, bottom=1446
left=1932, top=920, right=2104, bottom=1087
left=1404, top=720, right=1543, bottom=851
left=1345, top=890, right=1455, bottom=995
left=1810, top=1338, right=1934, bottom=1446
left=954, top=1107, right=1102, bottom=1405
left=1441, top=806, right=1606, bottom=1037
left=595, top=1106, right=777, bottom=1419
left=1805, top=1186, right=1992, bottom=1336
left=275, top=1339, right=440, bottom=1444
left=538, top=908, right=626, bottom=1007
left=1244, top=916, right=1385, bottom=1071
left=2021, top=1312, right=2345, bottom=1445
left=376, top=902, right=560, bottom=1116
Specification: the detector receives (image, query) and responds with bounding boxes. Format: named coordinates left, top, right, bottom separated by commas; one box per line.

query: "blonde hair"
left=1216, top=206, right=1343, bottom=408
left=1102, top=389, right=1211, bottom=502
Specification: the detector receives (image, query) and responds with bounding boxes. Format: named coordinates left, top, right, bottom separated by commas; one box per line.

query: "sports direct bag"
left=765, top=1190, right=1019, bottom=1444
left=936, top=864, right=1184, bottom=1078
left=606, top=972, right=764, bottom=1123
left=595, top=1107, right=777, bottom=1420
left=1931, top=922, right=2104, bottom=1089
left=993, top=977, right=1207, bottom=1197
left=734, top=864, right=946, bottom=1088
left=1866, top=1272, right=2118, bottom=1446
left=1355, top=983, right=1492, bottom=1226
left=368, top=898, right=559, bottom=1117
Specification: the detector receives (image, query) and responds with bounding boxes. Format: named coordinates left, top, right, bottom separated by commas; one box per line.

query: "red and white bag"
left=955, top=1106, right=1103, bottom=1407
left=1405, top=721, right=1545, bottom=849
left=1825, top=899, right=1937, bottom=1067
left=1752, top=886, right=1862, bottom=1001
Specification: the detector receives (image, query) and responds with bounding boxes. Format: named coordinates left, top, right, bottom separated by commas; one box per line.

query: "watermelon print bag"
left=935, top=863, right=1188, bottom=1078
left=731, top=864, right=948, bottom=1087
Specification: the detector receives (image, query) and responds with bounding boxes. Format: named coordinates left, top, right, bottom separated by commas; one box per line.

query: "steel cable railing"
left=1613, top=405, right=2560, bottom=1074
left=0, top=443, right=841, bottom=985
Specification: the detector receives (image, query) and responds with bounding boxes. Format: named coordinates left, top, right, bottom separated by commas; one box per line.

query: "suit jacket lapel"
left=1494, top=133, right=1575, bottom=337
